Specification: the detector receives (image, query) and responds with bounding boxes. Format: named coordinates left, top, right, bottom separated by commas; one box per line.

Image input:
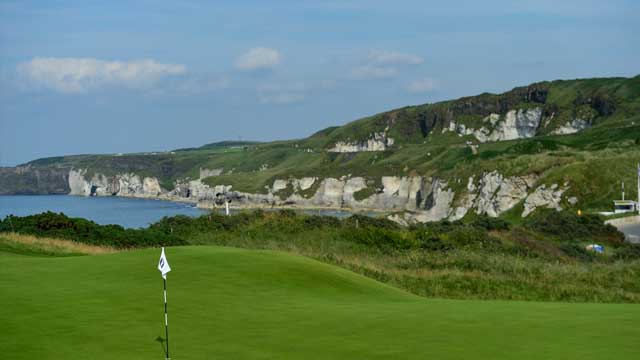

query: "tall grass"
left=156, top=211, right=640, bottom=303
left=0, top=232, right=117, bottom=256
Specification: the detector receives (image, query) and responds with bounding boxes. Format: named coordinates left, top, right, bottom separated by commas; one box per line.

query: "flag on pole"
left=158, top=247, right=171, bottom=279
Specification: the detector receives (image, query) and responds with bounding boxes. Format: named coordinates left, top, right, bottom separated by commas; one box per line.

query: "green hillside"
left=3, top=75, right=640, bottom=212
left=1, top=244, right=639, bottom=359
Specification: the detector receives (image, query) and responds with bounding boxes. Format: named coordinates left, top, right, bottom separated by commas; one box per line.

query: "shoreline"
left=4, top=193, right=391, bottom=217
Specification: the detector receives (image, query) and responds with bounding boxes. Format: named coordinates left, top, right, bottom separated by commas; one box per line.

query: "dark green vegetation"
left=2, top=245, right=639, bottom=359
left=3, top=76, right=640, bottom=212
left=5, top=209, right=639, bottom=303
left=0, top=212, right=185, bottom=248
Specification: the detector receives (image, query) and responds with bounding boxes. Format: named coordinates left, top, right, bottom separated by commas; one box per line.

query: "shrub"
left=1, top=212, right=185, bottom=248
left=343, top=215, right=400, bottom=230
left=614, top=244, right=640, bottom=260
left=415, top=230, right=454, bottom=251
left=523, top=209, right=624, bottom=244
left=559, top=242, right=596, bottom=262
left=446, top=226, right=502, bottom=250
left=339, top=227, right=417, bottom=251
left=470, top=215, right=510, bottom=231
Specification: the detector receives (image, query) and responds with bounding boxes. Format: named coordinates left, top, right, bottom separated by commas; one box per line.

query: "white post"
left=622, top=181, right=625, bottom=201
left=225, top=199, right=230, bottom=216
left=163, top=277, right=170, bottom=360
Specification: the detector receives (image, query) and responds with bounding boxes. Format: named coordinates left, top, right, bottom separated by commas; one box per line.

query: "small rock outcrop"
left=522, top=183, right=568, bottom=217
left=551, top=119, right=590, bottom=135
left=442, top=108, right=543, bottom=143
left=328, top=132, right=395, bottom=153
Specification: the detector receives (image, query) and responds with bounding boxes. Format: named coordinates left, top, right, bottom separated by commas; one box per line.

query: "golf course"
left=2, top=241, right=639, bottom=359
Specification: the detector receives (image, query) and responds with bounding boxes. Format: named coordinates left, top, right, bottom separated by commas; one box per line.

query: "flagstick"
left=163, top=276, right=170, bottom=360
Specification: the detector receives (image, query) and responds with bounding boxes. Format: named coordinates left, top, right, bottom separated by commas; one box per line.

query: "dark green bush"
left=447, top=226, right=502, bottom=250
left=1, top=212, right=185, bottom=248
left=524, top=209, right=624, bottom=244
left=559, top=242, right=596, bottom=262
left=614, top=244, right=640, bottom=260
left=470, top=215, right=510, bottom=231
left=415, top=230, right=454, bottom=251
left=343, top=214, right=400, bottom=230
left=339, top=227, right=417, bottom=251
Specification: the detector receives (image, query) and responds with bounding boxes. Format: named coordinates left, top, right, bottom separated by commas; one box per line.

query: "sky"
left=0, top=0, right=638, bottom=166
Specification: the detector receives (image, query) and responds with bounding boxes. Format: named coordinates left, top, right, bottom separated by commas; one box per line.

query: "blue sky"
left=1, top=0, right=638, bottom=165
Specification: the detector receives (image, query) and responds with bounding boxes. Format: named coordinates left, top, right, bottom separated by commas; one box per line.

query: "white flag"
left=158, top=247, right=171, bottom=279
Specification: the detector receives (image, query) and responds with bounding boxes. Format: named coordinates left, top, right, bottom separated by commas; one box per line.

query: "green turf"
left=1, top=246, right=639, bottom=359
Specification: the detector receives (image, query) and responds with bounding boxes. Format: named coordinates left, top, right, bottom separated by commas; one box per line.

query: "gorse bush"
left=0, top=212, right=185, bottom=248
left=523, top=209, right=624, bottom=243
left=469, top=215, right=510, bottom=231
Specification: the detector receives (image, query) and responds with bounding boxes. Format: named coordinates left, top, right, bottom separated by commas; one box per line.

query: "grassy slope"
left=1, top=246, right=639, bottom=359
left=11, top=76, right=640, bottom=210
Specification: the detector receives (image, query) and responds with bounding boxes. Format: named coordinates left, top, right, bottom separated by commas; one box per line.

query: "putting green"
left=1, top=246, right=638, bottom=359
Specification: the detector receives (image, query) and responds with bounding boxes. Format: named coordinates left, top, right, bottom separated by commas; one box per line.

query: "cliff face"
left=0, top=166, right=70, bottom=195
left=1, top=76, right=636, bottom=219
left=62, top=168, right=571, bottom=223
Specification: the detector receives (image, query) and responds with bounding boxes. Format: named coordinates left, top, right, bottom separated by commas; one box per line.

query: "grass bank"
left=1, top=246, right=639, bottom=359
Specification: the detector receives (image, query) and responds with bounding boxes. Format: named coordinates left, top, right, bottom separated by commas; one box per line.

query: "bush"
left=1, top=212, right=185, bottom=248
left=470, top=215, right=510, bottom=231
left=559, top=242, right=596, bottom=262
left=446, top=226, right=503, bottom=250
left=339, top=227, right=417, bottom=251
left=343, top=215, right=400, bottom=230
left=524, top=209, right=624, bottom=244
left=415, top=230, right=454, bottom=251
left=614, top=244, right=640, bottom=260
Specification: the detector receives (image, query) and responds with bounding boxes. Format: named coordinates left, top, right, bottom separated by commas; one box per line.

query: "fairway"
left=1, top=246, right=639, bottom=359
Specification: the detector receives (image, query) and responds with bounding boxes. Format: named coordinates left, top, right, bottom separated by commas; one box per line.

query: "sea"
left=0, top=195, right=374, bottom=229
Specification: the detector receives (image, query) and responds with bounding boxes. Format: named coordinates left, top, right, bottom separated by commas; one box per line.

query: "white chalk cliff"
left=67, top=167, right=571, bottom=224
left=328, top=132, right=395, bottom=152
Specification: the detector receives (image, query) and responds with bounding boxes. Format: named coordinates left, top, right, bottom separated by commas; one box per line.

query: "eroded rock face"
left=473, top=171, right=537, bottom=217
left=0, top=166, right=71, bottom=195
left=522, top=183, right=567, bottom=217
left=68, top=169, right=164, bottom=198
left=328, top=132, right=395, bottom=153
left=551, top=119, right=590, bottom=135
left=444, top=107, right=543, bottom=143
left=66, top=168, right=571, bottom=223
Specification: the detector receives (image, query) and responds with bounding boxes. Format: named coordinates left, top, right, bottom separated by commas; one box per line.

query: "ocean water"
left=0, top=195, right=207, bottom=229
left=0, top=195, right=379, bottom=229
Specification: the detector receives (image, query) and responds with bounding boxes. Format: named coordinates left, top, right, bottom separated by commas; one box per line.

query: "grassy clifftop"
left=6, top=76, right=640, bottom=211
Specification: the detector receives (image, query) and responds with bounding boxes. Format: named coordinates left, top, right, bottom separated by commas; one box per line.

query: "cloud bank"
left=18, top=57, right=186, bottom=93
left=235, top=47, right=282, bottom=71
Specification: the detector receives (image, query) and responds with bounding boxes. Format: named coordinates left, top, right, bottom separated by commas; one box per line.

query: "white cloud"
left=368, top=50, right=423, bottom=65
left=18, top=57, right=186, bottom=93
left=406, top=78, right=437, bottom=93
left=349, top=65, right=397, bottom=80
left=235, top=47, right=282, bottom=71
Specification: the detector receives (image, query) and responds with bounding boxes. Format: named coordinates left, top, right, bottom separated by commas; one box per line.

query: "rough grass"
left=1, top=246, right=639, bottom=359
left=166, top=212, right=640, bottom=303
left=0, top=232, right=117, bottom=256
